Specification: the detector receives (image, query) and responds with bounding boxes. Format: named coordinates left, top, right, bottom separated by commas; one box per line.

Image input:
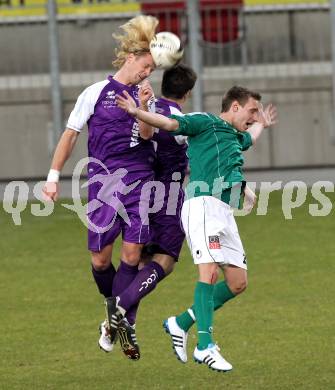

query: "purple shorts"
left=87, top=170, right=154, bottom=252
left=147, top=182, right=185, bottom=260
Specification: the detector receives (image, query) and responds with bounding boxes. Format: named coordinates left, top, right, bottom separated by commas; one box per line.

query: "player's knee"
left=154, top=257, right=175, bottom=276
left=122, top=256, right=140, bottom=266
left=229, top=278, right=248, bottom=295
left=211, top=268, right=220, bottom=284
left=237, top=278, right=248, bottom=294
left=121, top=244, right=142, bottom=265
left=156, top=261, right=174, bottom=276
left=91, top=255, right=110, bottom=271
left=198, top=263, right=219, bottom=284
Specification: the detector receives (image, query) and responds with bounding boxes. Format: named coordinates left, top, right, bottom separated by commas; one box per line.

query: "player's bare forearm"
left=135, top=109, right=178, bottom=132
left=138, top=104, right=154, bottom=140
left=50, top=128, right=79, bottom=171
left=139, top=121, right=154, bottom=139
left=137, top=80, right=155, bottom=139
left=43, top=128, right=79, bottom=201
left=116, top=90, right=179, bottom=131
left=247, top=122, right=265, bottom=144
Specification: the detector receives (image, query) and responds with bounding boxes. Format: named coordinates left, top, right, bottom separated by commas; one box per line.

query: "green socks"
left=193, top=281, right=214, bottom=350
left=176, top=280, right=236, bottom=333
left=213, top=280, right=236, bottom=310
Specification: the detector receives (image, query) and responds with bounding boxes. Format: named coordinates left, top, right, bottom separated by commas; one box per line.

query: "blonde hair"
left=113, top=15, right=159, bottom=68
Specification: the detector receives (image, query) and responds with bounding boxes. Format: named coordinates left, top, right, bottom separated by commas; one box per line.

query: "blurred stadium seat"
left=141, top=0, right=242, bottom=43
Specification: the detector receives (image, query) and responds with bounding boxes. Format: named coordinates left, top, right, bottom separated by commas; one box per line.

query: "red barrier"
left=141, top=0, right=243, bottom=43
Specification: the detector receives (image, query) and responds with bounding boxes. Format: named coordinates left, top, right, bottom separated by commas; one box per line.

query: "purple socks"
left=91, top=263, right=116, bottom=298
left=112, top=260, right=139, bottom=296
left=94, top=260, right=166, bottom=326
left=118, top=261, right=165, bottom=313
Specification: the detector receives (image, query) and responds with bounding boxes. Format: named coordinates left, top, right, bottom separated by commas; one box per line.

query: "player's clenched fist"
left=42, top=181, right=59, bottom=201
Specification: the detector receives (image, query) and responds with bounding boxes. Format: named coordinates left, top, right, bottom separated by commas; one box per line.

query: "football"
left=149, top=32, right=184, bottom=69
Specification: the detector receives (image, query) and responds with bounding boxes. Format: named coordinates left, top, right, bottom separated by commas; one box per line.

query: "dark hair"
left=221, top=86, right=261, bottom=112
left=161, top=64, right=197, bottom=99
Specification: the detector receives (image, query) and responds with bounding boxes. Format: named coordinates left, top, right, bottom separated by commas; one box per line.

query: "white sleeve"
left=174, top=135, right=188, bottom=145
left=170, top=106, right=188, bottom=145
left=147, top=95, right=156, bottom=113
left=66, top=79, right=109, bottom=132
left=148, top=95, right=158, bottom=136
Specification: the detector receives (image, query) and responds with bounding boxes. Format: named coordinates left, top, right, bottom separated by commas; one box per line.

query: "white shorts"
left=181, top=196, right=247, bottom=269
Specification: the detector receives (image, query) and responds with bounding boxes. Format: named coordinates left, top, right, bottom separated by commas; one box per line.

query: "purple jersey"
left=67, top=76, right=155, bottom=250
left=152, top=97, right=188, bottom=182
left=67, top=76, right=155, bottom=176
left=146, top=97, right=188, bottom=260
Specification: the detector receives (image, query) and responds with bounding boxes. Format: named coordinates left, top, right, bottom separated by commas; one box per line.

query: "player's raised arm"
left=247, top=103, right=277, bottom=144
left=138, top=80, right=155, bottom=140
left=117, top=90, right=179, bottom=132
left=42, top=128, right=79, bottom=201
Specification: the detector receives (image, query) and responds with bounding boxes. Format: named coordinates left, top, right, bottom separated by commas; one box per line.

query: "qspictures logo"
left=1, top=158, right=335, bottom=227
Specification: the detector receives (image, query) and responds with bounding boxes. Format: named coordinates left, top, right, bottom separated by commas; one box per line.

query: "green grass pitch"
left=0, top=191, right=334, bottom=389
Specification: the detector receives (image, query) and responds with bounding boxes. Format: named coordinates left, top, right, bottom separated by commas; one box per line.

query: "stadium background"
left=0, top=0, right=335, bottom=182
left=0, top=2, right=334, bottom=390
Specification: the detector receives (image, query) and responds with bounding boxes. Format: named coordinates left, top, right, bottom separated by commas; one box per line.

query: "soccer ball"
left=149, top=32, right=184, bottom=69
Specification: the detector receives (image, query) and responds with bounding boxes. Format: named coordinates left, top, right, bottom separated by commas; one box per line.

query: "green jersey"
left=170, top=112, right=252, bottom=206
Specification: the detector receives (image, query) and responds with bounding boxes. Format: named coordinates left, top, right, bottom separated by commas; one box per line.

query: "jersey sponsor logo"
left=130, top=121, right=140, bottom=147
left=102, top=90, right=117, bottom=108
left=208, top=235, right=221, bottom=249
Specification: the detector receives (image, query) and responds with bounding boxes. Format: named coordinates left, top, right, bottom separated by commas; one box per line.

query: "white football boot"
left=193, top=344, right=233, bottom=372
left=98, top=320, right=115, bottom=353
left=163, top=316, right=188, bottom=363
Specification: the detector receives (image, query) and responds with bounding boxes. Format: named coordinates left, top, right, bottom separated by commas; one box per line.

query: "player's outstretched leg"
left=105, top=296, right=125, bottom=343
left=163, top=316, right=189, bottom=363
left=117, top=318, right=140, bottom=360
left=98, top=320, right=117, bottom=353
left=193, top=344, right=233, bottom=372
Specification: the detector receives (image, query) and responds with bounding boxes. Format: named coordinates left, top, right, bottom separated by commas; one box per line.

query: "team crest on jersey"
left=208, top=235, right=221, bottom=249
left=132, top=89, right=139, bottom=100
left=156, top=107, right=165, bottom=114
